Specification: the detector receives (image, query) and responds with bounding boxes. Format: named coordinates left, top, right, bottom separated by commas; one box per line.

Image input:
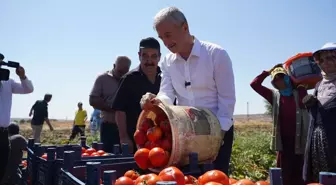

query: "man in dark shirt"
left=89, top=56, right=131, bottom=153
left=112, top=37, right=162, bottom=153
left=29, top=94, right=54, bottom=143
left=1, top=123, right=27, bottom=185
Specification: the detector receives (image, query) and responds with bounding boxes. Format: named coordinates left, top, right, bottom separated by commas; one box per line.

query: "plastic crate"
left=269, top=168, right=336, bottom=185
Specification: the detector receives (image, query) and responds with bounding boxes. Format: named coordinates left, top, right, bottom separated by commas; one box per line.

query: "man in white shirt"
left=141, top=7, right=236, bottom=174
left=0, top=64, right=34, bottom=181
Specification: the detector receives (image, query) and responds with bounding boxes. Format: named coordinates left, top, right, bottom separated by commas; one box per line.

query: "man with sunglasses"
left=112, top=37, right=162, bottom=153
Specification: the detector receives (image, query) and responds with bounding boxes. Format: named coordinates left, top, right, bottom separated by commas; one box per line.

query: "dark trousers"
left=0, top=128, right=10, bottom=182
left=213, top=125, right=234, bottom=174
left=69, top=125, right=85, bottom=140
left=100, top=122, right=120, bottom=153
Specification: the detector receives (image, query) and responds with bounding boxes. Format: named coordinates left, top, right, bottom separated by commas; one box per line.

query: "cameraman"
left=0, top=66, right=34, bottom=182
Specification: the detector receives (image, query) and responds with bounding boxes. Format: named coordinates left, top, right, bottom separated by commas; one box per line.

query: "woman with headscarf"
left=250, top=63, right=309, bottom=185
left=302, top=43, right=336, bottom=183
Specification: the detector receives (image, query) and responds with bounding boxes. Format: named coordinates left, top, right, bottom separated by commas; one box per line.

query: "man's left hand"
left=16, top=66, right=26, bottom=79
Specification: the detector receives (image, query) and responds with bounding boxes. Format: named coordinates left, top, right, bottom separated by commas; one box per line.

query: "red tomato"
left=185, top=175, right=197, bottom=184
left=90, top=152, right=100, bottom=157
left=144, top=140, right=161, bottom=150
left=97, top=150, right=105, bottom=155
left=139, top=118, right=154, bottom=132
left=81, top=147, right=86, bottom=153
left=134, top=130, right=147, bottom=145
left=134, top=148, right=150, bottom=170
left=102, top=153, right=110, bottom=156
left=229, top=178, right=238, bottom=184
left=158, top=166, right=185, bottom=185
left=198, top=170, right=229, bottom=185
left=81, top=153, right=90, bottom=157
left=124, top=170, right=140, bottom=180
left=234, top=179, right=254, bottom=185
left=115, top=176, right=134, bottom=185
left=86, top=148, right=96, bottom=155
left=204, top=183, right=223, bottom=185
left=255, top=181, right=269, bottom=185
left=135, top=174, right=160, bottom=185
left=149, top=147, right=169, bottom=167
left=159, top=120, right=171, bottom=132
left=41, top=154, right=47, bottom=159
left=161, top=138, right=172, bottom=151
left=147, top=127, right=163, bottom=142
left=21, top=160, right=27, bottom=168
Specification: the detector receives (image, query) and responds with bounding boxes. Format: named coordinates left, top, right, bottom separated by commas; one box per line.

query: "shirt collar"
left=172, top=36, right=201, bottom=62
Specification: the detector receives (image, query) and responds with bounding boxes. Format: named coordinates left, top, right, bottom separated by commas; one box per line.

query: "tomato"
left=144, top=140, right=161, bottom=150
left=134, top=148, right=150, bottom=170
left=115, top=176, right=134, bottom=185
left=41, top=154, right=47, bottom=159
left=124, top=170, right=140, bottom=180
left=100, top=179, right=103, bottom=184
left=102, top=153, right=110, bottom=156
left=158, top=166, right=185, bottom=185
left=185, top=175, right=197, bottom=184
left=149, top=147, right=169, bottom=167
left=161, top=138, right=172, bottom=151
left=198, top=170, right=229, bottom=185
left=81, top=153, right=89, bottom=157
left=86, top=148, right=96, bottom=155
left=147, top=127, right=163, bottom=142
left=255, top=181, right=269, bottom=185
left=82, top=147, right=86, bottom=153
left=229, top=178, right=238, bottom=184
left=135, top=174, right=160, bottom=185
left=97, top=150, right=105, bottom=155
left=139, top=118, right=154, bottom=132
left=22, top=160, right=27, bottom=167
left=134, top=130, right=147, bottom=145
left=159, top=120, right=171, bottom=132
left=204, top=182, right=222, bottom=185
left=234, top=179, right=254, bottom=185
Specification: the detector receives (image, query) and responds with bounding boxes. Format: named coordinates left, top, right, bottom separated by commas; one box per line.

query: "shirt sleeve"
left=11, top=78, right=34, bottom=94
left=250, top=71, right=273, bottom=104
left=112, top=75, right=132, bottom=112
left=156, top=57, right=176, bottom=105
left=90, top=75, right=103, bottom=97
left=45, top=105, right=49, bottom=119
left=213, top=49, right=236, bottom=131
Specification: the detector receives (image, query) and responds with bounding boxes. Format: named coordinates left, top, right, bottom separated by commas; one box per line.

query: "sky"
left=1, top=0, right=335, bottom=120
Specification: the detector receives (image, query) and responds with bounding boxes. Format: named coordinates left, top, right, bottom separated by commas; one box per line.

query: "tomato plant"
left=134, top=130, right=147, bottom=145
left=134, top=148, right=150, bottom=170
left=158, top=166, right=185, bottom=185
left=161, top=138, right=172, bottom=151
left=147, top=126, right=163, bottom=142
left=115, top=176, right=134, bottom=185
left=198, top=170, right=229, bottom=185
left=139, top=118, right=154, bottom=132
left=148, top=147, right=169, bottom=167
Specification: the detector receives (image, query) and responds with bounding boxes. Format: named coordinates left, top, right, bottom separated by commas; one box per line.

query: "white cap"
left=313, top=42, right=336, bottom=57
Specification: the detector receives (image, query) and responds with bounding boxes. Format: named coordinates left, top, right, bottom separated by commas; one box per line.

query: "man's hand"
left=16, top=66, right=26, bottom=79
left=140, top=92, right=161, bottom=110
left=268, top=63, right=284, bottom=73
left=120, top=137, right=134, bottom=154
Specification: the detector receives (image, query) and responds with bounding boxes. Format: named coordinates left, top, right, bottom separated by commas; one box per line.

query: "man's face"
left=138, top=48, right=160, bottom=74
left=78, top=103, right=82, bottom=109
left=114, top=58, right=131, bottom=78
left=156, top=20, right=188, bottom=53
left=314, top=50, right=336, bottom=74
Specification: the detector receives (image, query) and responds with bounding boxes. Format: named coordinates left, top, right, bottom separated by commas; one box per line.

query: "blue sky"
left=1, top=0, right=335, bottom=119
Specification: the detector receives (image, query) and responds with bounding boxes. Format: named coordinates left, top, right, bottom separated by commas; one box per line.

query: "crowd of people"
left=0, top=6, right=335, bottom=185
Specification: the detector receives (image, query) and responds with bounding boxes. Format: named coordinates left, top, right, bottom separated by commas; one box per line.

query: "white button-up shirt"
left=0, top=78, right=34, bottom=127
left=157, top=38, right=236, bottom=131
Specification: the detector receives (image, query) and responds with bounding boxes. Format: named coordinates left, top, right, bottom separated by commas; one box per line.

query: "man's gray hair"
left=153, top=7, right=187, bottom=29
left=115, top=56, right=131, bottom=66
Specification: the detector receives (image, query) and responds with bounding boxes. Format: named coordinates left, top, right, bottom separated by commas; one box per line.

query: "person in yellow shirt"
left=69, top=102, right=87, bottom=141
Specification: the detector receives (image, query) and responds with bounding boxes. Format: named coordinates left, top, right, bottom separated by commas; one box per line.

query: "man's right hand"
left=140, top=92, right=161, bottom=110
left=120, top=137, right=134, bottom=154
left=268, top=63, right=284, bottom=73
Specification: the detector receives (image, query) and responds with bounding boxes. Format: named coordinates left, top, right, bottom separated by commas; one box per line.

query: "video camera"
left=0, top=53, right=20, bottom=81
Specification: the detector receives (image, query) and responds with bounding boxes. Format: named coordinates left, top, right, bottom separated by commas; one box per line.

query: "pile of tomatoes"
left=81, top=147, right=110, bottom=157
left=114, top=168, right=270, bottom=185
left=133, top=111, right=172, bottom=169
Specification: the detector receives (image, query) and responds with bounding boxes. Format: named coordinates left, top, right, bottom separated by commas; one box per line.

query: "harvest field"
left=18, top=115, right=275, bottom=181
